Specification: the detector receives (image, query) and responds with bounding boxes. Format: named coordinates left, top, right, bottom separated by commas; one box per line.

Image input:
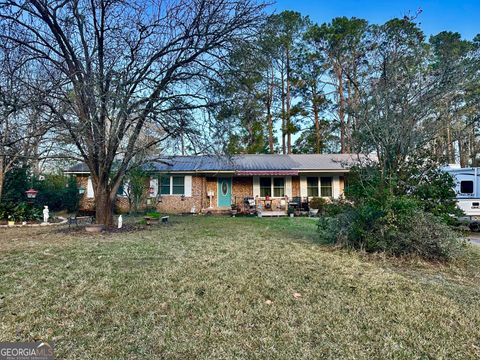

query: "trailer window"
left=460, top=181, right=474, bottom=194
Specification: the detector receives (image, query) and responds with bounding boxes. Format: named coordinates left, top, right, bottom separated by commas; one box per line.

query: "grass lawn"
left=1, top=216, right=480, bottom=359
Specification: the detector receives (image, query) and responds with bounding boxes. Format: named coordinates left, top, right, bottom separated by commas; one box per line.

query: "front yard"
left=1, top=216, right=479, bottom=359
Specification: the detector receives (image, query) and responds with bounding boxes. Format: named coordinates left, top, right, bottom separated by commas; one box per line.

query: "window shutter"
left=300, top=176, right=307, bottom=198
left=285, top=176, right=292, bottom=198
left=184, top=175, right=192, bottom=197
left=149, top=177, right=158, bottom=197
left=87, top=177, right=94, bottom=198
left=122, top=180, right=130, bottom=197
left=253, top=176, right=260, bottom=197
left=332, top=176, right=340, bottom=199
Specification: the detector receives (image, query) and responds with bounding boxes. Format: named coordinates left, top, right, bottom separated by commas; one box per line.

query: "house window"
left=273, top=178, right=285, bottom=197
left=260, top=177, right=272, bottom=197
left=172, top=176, right=185, bottom=195
left=460, top=180, right=474, bottom=194
left=260, top=177, right=285, bottom=197
left=320, top=177, right=333, bottom=197
left=159, top=175, right=185, bottom=195
left=117, top=180, right=129, bottom=197
left=160, top=176, right=171, bottom=195
left=307, top=177, right=319, bottom=197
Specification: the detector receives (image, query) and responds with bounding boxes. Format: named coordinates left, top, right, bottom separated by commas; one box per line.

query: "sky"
left=272, top=0, right=479, bottom=40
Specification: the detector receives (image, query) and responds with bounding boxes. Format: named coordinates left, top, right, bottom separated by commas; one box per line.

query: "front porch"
left=204, top=173, right=340, bottom=215
left=230, top=195, right=311, bottom=214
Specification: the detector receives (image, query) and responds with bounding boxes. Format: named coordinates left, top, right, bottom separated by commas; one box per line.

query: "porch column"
left=332, top=175, right=340, bottom=199
left=253, top=176, right=260, bottom=197
left=300, top=176, right=307, bottom=198
left=285, top=176, right=292, bottom=198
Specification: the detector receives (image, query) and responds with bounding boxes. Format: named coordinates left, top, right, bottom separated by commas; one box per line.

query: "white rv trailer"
left=444, top=166, right=480, bottom=217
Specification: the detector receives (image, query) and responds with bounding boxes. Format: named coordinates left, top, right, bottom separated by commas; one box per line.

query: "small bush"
left=323, top=198, right=353, bottom=217
left=145, top=211, right=160, bottom=219
left=34, top=174, right=80, bottom=212
left=318, top=196, right=465, bottom=261
left=0, top=202, right=42, bottom=222
left=319, top=164, right=466, bottom=262
left=309, top=197, right=327, bottom=211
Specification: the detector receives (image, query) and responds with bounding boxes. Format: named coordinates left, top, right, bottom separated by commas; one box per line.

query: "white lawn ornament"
left=207, top=190, right=214, bottom=208
left=118, top=215, right=123, bottom=229
left=43, top=206, right=49, bottom=223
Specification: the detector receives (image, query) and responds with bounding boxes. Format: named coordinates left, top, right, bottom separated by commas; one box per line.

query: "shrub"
left=34, top=174, right=80, bottom=212
left=309, top=197, right=327, bottom=212
left=323, top=198, right=353, bottom=217
left=0, top=202, right=42, bottom=222
left=318, top=200, right=465, bottom=261
left=145, top=211, right=160, bottom=219
left=1, top=167, right=29, bottom=204
left=319, top=165, right=466, bottom=262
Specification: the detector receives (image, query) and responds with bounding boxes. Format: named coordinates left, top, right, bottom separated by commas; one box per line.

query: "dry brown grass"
left=0, top=216, right=479, bottom=359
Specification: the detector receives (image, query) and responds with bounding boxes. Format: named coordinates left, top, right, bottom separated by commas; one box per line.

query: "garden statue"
left=118, top=215, right=123, bottom=229
left=43, top=206, right=49, bottom=223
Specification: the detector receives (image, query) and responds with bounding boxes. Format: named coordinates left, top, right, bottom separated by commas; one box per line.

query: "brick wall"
left=155, top=175, right=204, bottom=213
left=74, top=173, right=316, bottom=214
left=76, top=175, right=131, bottom=213
left=232, top=177, right=253, bottom=207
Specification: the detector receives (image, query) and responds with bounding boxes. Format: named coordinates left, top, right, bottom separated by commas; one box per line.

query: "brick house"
left=65, top=154, right=365, bottom=214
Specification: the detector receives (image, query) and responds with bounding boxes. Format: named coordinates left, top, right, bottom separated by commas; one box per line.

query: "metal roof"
left=144, top=154, right=367, bottom=172
left=65, top=163, right=90, bottom=173
left=66, top=154, right=370, bottom=174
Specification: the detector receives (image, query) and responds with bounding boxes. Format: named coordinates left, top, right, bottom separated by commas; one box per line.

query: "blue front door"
left=217, top=177, right=232, bottom=207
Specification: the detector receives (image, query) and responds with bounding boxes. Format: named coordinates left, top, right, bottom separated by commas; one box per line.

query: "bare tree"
left=0, top=46, right=52, bottom=201
left=0, top=0, right=265, bottom=225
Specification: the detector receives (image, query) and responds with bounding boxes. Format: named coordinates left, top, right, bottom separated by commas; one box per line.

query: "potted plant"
left=230, top=204, right=238, bottom=217
left=309, top=197, right=327, bottom=217
left=144, top=211, right=161, bottom=225
left=287, top=206, right=295, bottom=218
left=7, top=215, right=14, bottom=227
left=85, top=223, right=105, bottom=233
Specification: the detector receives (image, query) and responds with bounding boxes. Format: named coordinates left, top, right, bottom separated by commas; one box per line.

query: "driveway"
left=467, top=233, right=480, bottom=246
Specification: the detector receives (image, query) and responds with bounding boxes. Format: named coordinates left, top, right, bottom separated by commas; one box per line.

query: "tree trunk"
left=0, top=156, right=4, bottom=203
left=94, top=181, right=115, bottom=227
left=267, top=109, right=273, bottom=154
left=281, top=68, right=286, bottom=155
left=446, top=118, right=454, bottom=163
left=336, top=64, right=346, bottom=153
left=286, top=47, right=292, bottom=154
left=470, top=125, right=477, bottom=166
left=267, top=68, right=274, bottom=154
left=352, top=61, right=360, bottom=152
left=345, top=78, right=352, bottom=153
left=312, top=86, right=321, bottom=154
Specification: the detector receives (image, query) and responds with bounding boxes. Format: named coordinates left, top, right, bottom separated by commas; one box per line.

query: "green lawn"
left=1, top=216, right=479, bottom=359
